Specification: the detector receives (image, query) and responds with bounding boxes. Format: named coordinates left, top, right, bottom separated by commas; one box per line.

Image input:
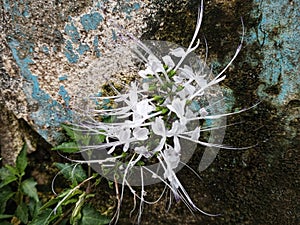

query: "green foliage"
left=0, top=145, right=40, bottom=224
left=52, top=142, right=79, bottom=153
left=21, top=178, right=39, bottom=202
left=54, top=163, right=87, bottom=186
left=79, top=204, right=111, bottom=225
left=52, top=124, right=106, bottom=154
left=0, top=144, right=110, bottom=225
left=35, top=173, right=109, bottom=225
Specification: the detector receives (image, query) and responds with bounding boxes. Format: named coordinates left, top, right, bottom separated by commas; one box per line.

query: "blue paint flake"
left=112, top=29, right=117, bottom=41
left=7, top=38, right=72, bottom=143
left=59, top=75, right=68, bottom=81
left=12, top=1, right=22, bottom=17
left=76, top=43, right=90, bottom=55
left=93, top=36, right=101, bottom=57
left=59, top=85, right=71, bottom=106
left=190, top=101, right=200, bottom=112
left=65, top=23, right=81, bottom=43
left=250, top=0, right=300, bottom=106
left=133, top=3, right=140, bottom=10
left=80, top=12, right=103, bottom=31
left=3, top=0, right=10, bottom=11
left=42, top=45, right=49, bottom=54
left=22, top=3, right=30, bottom=17
left=64, top=40, right=79, bottom=63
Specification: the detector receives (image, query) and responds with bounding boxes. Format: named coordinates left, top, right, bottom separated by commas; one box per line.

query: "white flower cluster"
left=72, top=0, right=248, bottom=223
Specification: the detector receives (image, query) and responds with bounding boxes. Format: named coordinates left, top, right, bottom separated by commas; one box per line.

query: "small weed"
left=0, top=143, right=110, bottom=225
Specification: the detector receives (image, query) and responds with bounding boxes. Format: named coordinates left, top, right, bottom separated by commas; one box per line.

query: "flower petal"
left=170, top=47, right=186, bottom=57
left=162, top=55, right=175, bottom=69
left=167, top=98, right=185, bottom=118
left=152, top=117, right=166, bottom=136
left=133, top=127, right=149, bottom=141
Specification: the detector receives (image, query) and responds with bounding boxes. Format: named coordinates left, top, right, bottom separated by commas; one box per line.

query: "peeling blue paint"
left=12, top=1, right=22, bottom=17
left=64, top=40, right=79, bottom=63
left=115, top=1, right=141, bottom=19
left=133, top=3, right=140, bottom=10
left=80, top=12, right=103, bottom=31
left=93, top=36, right=101, bottom=57
left=7, top=38, right=72, bottom=143
left=59, top=75, right=68, bottom=81
left=58, top=85, right=71, bottom=106
left=76, top=43, right=90, bottom=55
left=112, top=29, right=117, bottom=41
left=3, top=0, right=10, bottom=11
left=22, top=2, right=30, bottom=18
left=190, top=101, right=200, bottom=112
left=65, top=22, right=81, bottom=44
left=42, top=45, right=49, bottom=54
left=248, top=0, right=300, bottom=106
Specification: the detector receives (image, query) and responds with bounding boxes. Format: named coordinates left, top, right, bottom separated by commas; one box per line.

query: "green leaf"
left=15, top=202, right=29, bottom=224
left=28, top=199, right=42, bottom=219
left=93, top=133, right=106, bottom=144
left=39, top=198, right=60, bottom=211
left=3, top=165, right=18, bottom=176
left=79, top=204, right=110, bottom=225
left=0, top=167, right=17, bottom=188
left=70, top=192, right=86, bottom=224
left=0, top=186, right=15, bottom=214
left=16, top=144, right=28, bottom=174
left=77, top=134, right=91, bottom=146
left=52, top=142, right=79, bottom=153
left=0, top=220, right=11, bottom=225
left=54, top=163, right=87, bottom=185
left=62, top=197, right=80, bottom=206
left=21, top=178, right=39, bottom=202
left=61, top=124, right=77, bottom=140
left=0, top=214, right=13, bottom=219
left=29, top=208, right=53, bottom=225
left=40, top=188, right=81, bottom=211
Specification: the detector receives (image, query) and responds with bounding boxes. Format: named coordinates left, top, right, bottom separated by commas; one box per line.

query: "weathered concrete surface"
left=1, top=0, right=157, bottom=163
left=2, top=0, right=298, bottom=157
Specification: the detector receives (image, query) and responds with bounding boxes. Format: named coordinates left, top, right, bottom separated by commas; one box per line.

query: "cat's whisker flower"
left=67, top=0, right=256, bottom=224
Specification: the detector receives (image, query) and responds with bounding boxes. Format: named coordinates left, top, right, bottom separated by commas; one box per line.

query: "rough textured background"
left=1, top=0, right=158, bottom=163
left=0, top=0, right=299, bottom=224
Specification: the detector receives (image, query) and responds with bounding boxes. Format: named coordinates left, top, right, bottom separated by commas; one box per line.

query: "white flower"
left=168, top=120, right=186, bottom=136
left=135, top=99, right=155, bottom=119
left=138, top=54, right=165, bottom=78
left=170, top=47, right=186, bottom=57
left=167, top=98, right=186, bottom=119
left=167, top=121, right=186, bottom=153
left=133, top=127, right=149, bottom=141
left=138, top=67, right=154, bottom=78
left=190, top=127, right=201, bottom=141
left=164, top=145, right=180, bottom=169
left=179, top=65, right=195, bottom=80
left=151, top=117, right=166, bottom=136
left=162, top=55, right=175, bottom=70
left=195, top=74, right=208, bottom=89
left=162, top=145, right=181, bottom=190
left=71, top=0, right=248, bottom=222
left=106, top=128, right=131, bottom=154
left=134, top=146, right=152, bottom=158
left=177, top=83, right=196, bottom=98
left=148, top=54, right=165, bottom=74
